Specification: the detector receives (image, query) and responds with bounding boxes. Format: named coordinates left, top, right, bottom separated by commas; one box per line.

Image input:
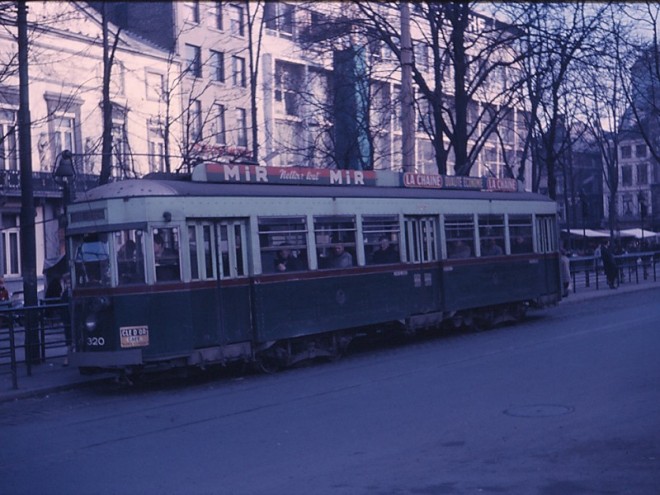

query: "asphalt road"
left=1, top=288, right=659, bottom=495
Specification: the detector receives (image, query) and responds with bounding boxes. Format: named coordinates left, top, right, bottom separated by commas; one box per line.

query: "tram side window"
left=72, top=233, right=111, bottom=287
left=115, top=229, right=145, bottom=285
left=478, top=214, right=505, bottom=257
left=258, top=217, right=308, bottom=274
left=445, top=215, right=475, bottom=258
left=153, top=228, right=181, bottom=282
left=314, top=216, right=356, bottom=269
left=509, top=215, right=534, bottom=254
left=363, top=215, right=400, bottom=265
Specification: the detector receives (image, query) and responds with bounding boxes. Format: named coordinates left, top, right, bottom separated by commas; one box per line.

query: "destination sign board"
left=193, top=162, right=377, bottom=186
left=402, top=173, right=519, bottom=192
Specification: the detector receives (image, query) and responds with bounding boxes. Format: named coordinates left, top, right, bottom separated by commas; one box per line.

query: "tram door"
left=536, top=215, right=561, bottom=293
left=215, top=219, right=252, bottom=343
left=403, top=216, right=439, bottom=312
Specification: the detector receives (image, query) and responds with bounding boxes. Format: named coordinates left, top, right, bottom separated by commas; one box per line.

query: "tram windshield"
left=72, top=233, right=111, bottom=288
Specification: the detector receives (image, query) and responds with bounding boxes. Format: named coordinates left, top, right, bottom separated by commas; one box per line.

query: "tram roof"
left=74, top=163, right=558, bottom=204
left=75, top=177, right=553, bottom=204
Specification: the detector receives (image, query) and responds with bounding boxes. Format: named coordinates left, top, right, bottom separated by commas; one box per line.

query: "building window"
left=622, top=194, right=633, bottom=216
left=229, top=5, right=244, bottom=36
left=621, top=145, right=632, bottom=159
left=1, top=214, right=20, bottom=277
left=212, top=103, right=226, bottom=145
left=637, top=163, right=648, bottom=185
left=210, top=50, right=225, bottom=83
left=53, top=115, right=75, bottom=156
left=111, top=122, right=128, bottom=178
left=147, top=123, right=165, bottom=173
left=414, top=42, right=429, bottom=70
left=212, top=1, right=223, bottom=30
left=146, top=71, right=165, bottom=101
left=621, top=165, right=632, bottom=187
left=183, top=1, right=200, bottom=23
left=0, top=109, right=18, bottom=170
left=112, top=61, right=126, bottom=96
left=274, top=61, right=302, bottom=117
left=190, top=99, right=202, bottom=142
left=236, top=108, right=247, bottom=147
left=264, top=2, right=294, bottom=38
left=635, top=144, right=647, bottom=158
left=232, top=56, right=246, bottom=87
left=185, top=43, right=202, bottom=78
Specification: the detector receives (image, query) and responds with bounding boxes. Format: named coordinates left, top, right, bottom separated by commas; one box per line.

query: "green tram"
left=67, top=163, right=561, bottom=375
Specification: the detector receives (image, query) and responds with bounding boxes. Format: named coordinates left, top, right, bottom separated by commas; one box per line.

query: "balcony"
left=0, top=169, right=100, bottom=199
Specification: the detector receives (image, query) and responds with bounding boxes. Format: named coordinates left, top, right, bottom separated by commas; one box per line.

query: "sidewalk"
left=2, top=279, right=659, bottom=404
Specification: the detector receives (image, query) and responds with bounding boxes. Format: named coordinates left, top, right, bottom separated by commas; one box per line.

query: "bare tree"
left=98, top=2, right=120, bottom=185
left=502, top=2, right=608, bottom=198
left=619, top=2, right=660, bottom=166
left=242, top=0, right=266, bottom=162
left=577, top=5, right=639, bottom=236
left=354, top=2, right=526, bottom=177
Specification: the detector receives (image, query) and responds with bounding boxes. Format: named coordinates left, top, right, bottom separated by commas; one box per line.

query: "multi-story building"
left=0, top=2, right=178, bottom=293
left=101, top=1, right=530, bottom=178
left=606, top=47, right=660, bottom=236
left=554, top=120, right=604, bottom=236
left=91, top=1, right=254, bottom=170
left=614, top=133, right=655, bottom=232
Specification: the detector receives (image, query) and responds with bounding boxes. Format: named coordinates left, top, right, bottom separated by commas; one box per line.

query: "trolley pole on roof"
left=17, top=0, right=40, bottom=364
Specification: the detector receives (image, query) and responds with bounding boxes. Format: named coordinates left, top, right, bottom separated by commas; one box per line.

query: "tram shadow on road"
left=81, top=312, right=550, bottom=398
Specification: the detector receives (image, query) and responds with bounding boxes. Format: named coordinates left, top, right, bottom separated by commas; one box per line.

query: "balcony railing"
left=0, top=169, right=100, bottom=198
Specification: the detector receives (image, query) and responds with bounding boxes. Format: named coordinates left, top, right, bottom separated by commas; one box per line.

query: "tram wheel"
left=253, top=347, right=285, bottom=374
left=472, top=309, right=495, bottom=332
left=255, top=355, right=282, bottom=374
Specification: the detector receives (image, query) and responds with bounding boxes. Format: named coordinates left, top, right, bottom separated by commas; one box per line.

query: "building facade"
left=100, top=1, right=530, bottom=178
left=0, top=2, right=178, bottom=293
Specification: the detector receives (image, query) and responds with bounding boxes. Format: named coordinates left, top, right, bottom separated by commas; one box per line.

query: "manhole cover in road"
left=504, top=404, right=574, bottom=418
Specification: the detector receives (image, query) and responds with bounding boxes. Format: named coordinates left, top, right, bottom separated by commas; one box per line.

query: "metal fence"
left=0, top=301, right=70, bottom=390
left=567, top=250, right=660, bottom=293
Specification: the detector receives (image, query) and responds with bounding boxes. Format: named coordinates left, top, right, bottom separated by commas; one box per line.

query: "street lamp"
left=53, top=149, right=76, bottom=206
left=579, top=189, right=588, bottom=244
left=52, top=150, right=75, bottom=364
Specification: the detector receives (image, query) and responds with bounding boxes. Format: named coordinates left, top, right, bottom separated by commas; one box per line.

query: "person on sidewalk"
left=601, top=240, right=619, bottom=289
left=560, top=250, right=571, bottom=297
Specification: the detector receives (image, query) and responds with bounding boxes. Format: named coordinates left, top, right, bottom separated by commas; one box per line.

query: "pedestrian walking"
left=600, top=240, right=618, bottom=289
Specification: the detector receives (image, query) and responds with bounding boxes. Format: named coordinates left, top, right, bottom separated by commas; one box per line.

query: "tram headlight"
left=85, top=314, right=98, bottom=332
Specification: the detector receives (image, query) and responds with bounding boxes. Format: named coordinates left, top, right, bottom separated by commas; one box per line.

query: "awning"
left=564, top=228, right=611, bottom=238
left=618, top=228, right=660, bottom=239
